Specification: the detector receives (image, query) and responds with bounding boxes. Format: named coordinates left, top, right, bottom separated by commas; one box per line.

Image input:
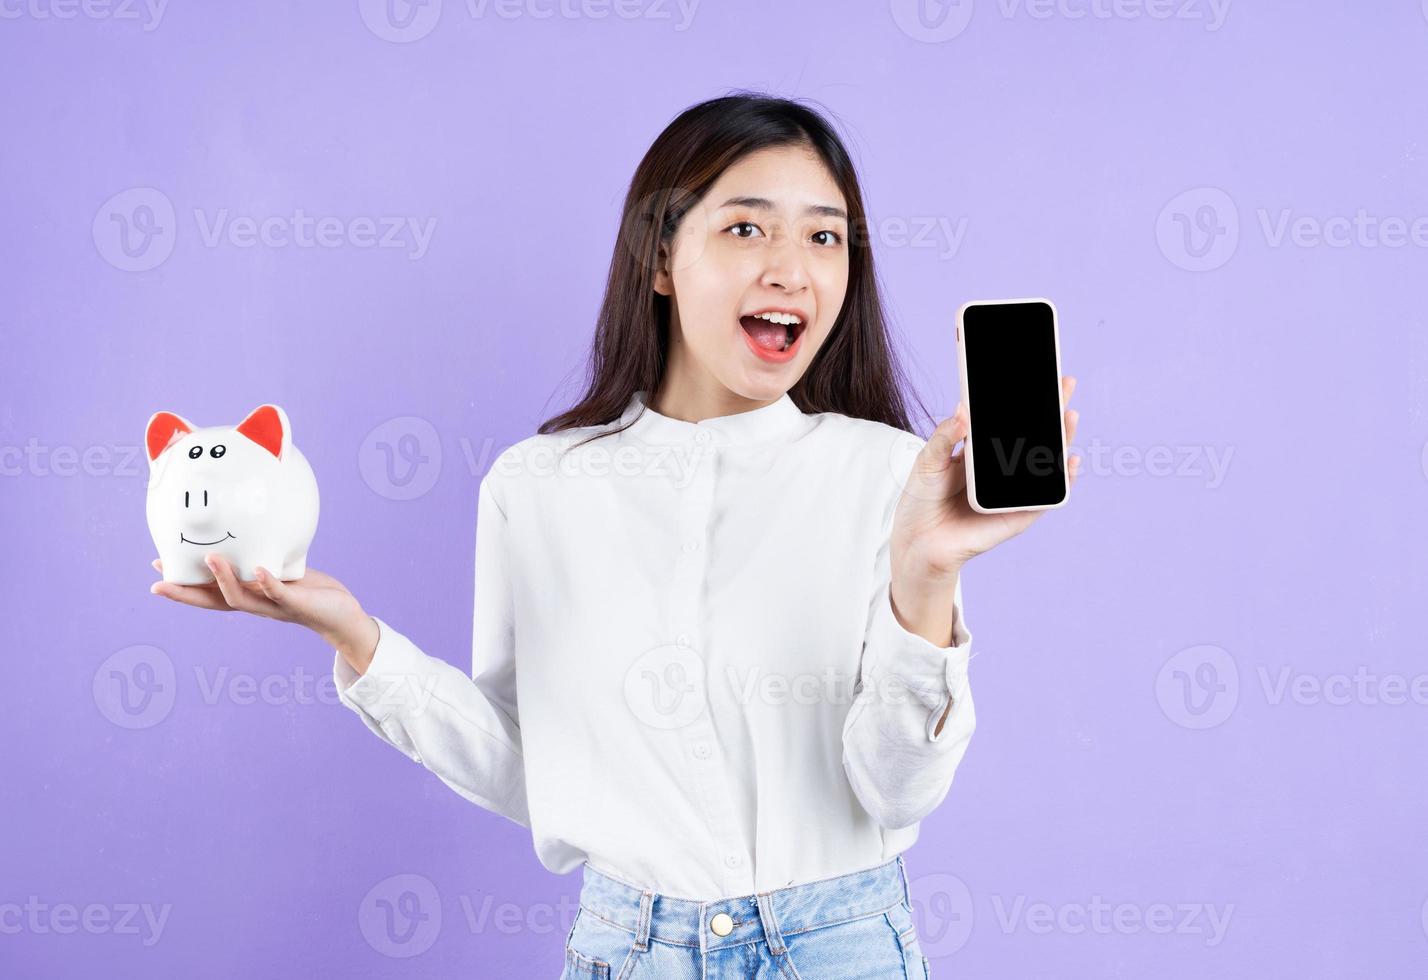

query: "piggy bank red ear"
left=236, top=404, right=291, bottom=460
left=145, top=411, right=195, bottom=463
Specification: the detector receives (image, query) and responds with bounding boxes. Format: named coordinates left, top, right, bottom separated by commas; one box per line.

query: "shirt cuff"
left=332, top=615, right=437, bottom=726
left=864, top=579, right=973, bottom=742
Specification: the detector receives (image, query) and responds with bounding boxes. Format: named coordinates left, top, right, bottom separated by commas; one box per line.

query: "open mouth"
left=739, top=310, right=806, bottom=356
left=181, top=531, right=236, bottom=546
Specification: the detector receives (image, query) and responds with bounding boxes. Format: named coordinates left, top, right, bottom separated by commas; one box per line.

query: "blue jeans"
left=560, top=855, right=932, bottom=979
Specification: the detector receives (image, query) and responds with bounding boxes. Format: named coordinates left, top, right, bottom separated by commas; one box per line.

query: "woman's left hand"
left=891, top=375, right=1081, bottom=583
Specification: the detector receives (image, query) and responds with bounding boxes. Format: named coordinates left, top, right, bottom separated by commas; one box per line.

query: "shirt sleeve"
left=841, top=486, right=976, bottom=831
left=331, top=474, right=530, bottom=828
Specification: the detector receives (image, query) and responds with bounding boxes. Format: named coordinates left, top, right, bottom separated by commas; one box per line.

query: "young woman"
left=152, top=92, right=1080, bottom=979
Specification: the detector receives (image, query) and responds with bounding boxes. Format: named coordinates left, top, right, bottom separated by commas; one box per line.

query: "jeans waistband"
left=575, top=856, right=910, bottom=953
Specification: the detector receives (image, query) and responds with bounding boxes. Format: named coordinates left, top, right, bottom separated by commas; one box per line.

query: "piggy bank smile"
left=145, top=404, right=319, bottom=585
left=180, top=532, right=237, bottom=546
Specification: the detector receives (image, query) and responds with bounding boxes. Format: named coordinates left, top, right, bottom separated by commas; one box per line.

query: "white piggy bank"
left=145, top=404, right=319, bottom=585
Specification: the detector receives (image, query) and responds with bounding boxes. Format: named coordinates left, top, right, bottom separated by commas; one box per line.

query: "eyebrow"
left=717, top=196, right=848, bottom=220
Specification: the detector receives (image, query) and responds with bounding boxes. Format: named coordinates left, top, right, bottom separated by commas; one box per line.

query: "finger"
left=151, top=558, right=162, bottom=572
left=254, top=566, right=296, bottom=611
left=1065, top=407, right=1079, bottom=445
left=1068, top=453, right=1082, bottom=486
left=925, top=403, right=968, bottom=465
left=1062, top=374, right=1077, bottom=406
left=207, top=554, right=279, bottom=615
left=151, top=580, right=236, bottom=611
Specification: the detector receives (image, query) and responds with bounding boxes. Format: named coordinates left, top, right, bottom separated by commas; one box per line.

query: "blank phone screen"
left=961, top=301, right=1066, bottom=510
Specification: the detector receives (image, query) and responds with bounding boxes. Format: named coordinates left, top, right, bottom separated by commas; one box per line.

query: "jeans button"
left=710, top=912, right=733, bottom=936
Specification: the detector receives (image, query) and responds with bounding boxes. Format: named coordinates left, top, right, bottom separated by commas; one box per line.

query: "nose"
left=759, top=231, right=812, bottom=294
left=182, top=484, right=222, bottom=530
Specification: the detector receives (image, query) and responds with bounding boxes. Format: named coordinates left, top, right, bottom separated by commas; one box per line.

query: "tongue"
left=741, top=316, right=787, bottom=351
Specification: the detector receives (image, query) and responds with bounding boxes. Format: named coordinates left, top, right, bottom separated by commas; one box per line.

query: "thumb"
left=904, top=404, right=968, bottom=502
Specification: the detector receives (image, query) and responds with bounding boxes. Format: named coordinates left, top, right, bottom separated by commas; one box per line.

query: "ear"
left=235, top=404, right=291, bottom=460
left=145, top=411, right=195, bottom=463
left=652, top=240, right=674, bottom=296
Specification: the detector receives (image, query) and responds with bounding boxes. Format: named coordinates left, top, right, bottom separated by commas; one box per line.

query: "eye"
left=812, top=229, right=843, bottom=246
left=188, top=445, right=203, bottom=459
left=727, top=221, right=763, bottom=240
left=210, top=444, right=226, bottom=458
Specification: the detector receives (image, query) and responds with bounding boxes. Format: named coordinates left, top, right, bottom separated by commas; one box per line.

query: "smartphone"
left=955, top=298, right=1069, bottom=514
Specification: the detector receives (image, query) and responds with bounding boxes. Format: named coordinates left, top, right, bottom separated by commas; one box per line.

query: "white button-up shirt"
left=333, top=389, right=975, bottom=900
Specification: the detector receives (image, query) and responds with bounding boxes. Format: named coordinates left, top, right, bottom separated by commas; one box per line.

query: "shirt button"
left=676, top=633, right=691, bottom=648
left=710, top=912, right=734, bottom=936
left=694, top=431, right=711, bottom=444
left=692, top=742, right=711, bottom=759
left=682, top=539, right=700, bottom=553
left=724, top=853, right=741, bottom=869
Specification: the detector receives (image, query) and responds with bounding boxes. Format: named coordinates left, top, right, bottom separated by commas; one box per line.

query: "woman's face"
left=654, top=144, right=850, bottom=404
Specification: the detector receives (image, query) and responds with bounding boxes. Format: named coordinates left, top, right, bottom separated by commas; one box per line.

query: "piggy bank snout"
left=167, top=477, right=243, bottom=529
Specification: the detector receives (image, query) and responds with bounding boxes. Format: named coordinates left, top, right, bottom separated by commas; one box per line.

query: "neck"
left=649, top=375, right=783, bottom=423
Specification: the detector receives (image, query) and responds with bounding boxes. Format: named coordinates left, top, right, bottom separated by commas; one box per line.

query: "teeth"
left=751, top=311, right=802, bottom=326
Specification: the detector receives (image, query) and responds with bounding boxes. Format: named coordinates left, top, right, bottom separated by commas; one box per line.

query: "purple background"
left=3, top=1, right=1425, bottom=976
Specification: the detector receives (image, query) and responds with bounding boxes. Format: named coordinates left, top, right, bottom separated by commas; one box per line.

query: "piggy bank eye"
left=188, top=445, right=203, bottom=459
left=210, top=444, right=227, bottom=458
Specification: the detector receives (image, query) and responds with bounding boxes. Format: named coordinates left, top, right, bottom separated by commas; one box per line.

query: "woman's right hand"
left=150, top=555, right=379, bottom=673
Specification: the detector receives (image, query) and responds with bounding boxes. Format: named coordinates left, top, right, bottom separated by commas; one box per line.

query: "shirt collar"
left=617, top=389, right=806, bottom=447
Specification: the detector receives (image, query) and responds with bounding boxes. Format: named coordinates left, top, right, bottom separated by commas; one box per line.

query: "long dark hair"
left=538, top=90, right=932, bottom=446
